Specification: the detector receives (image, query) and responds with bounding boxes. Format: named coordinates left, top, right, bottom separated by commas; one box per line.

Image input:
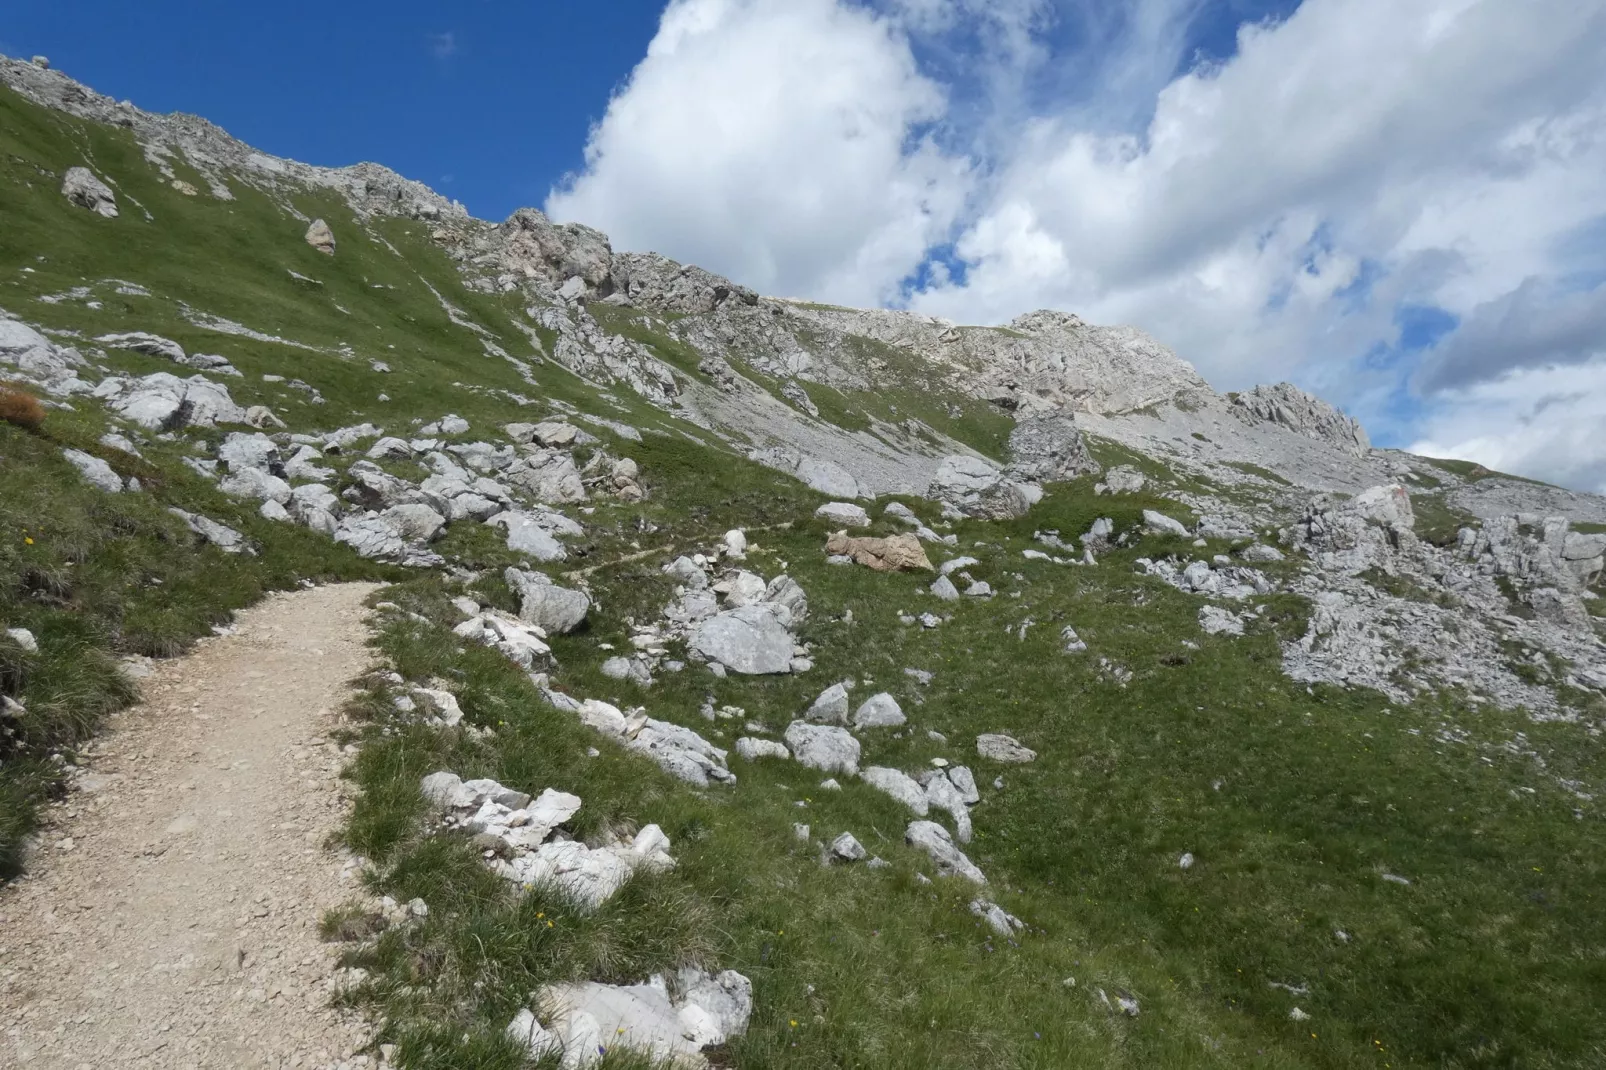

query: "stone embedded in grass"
left=62, top=448, right=125, bottom=493
left=305, top=218, right=336, bottom=254
left=453, top=610, right=551, bottom=670
left=860, top=767, right=928, bottom=816
left=1143, top=509, right=1191, bottom=537
left=784, top=722, right=860, bottom=775
left=824, top=532, right=933, bottom=572
left=1061, top=626, right=1088, bottom=653
left=4, top=628, right=38, bottom=654
left=920, top=769, right=974, bottom=842
left=506, top=567, right=590, bottom=634
left=221, top=466, right=292, bottom=505
left=690, top=605, right=796, bottom=675
left=853, top=692, right=906, bottom=729
left=1102, top=465, right=1147, bottom=495
left=930, top=575, right=960, bottom=601
left=735, top=738, right=790, bottom=762
left=816, top=501, right=870, bottom=527
left=977, top=734, right=1036, bottom=764
left=1199, top=605, right=1246, bottom=636
left=61, top=166, right=118, bottom=217
left=804, top=682, right=851, bottom=724
left=970, top=899, right=1024, bottom=937
left=905, top=820, right=986, bottom=884
left=1241, top=543, right=1285, bottom=563
left=722, top=528, right=748, bottom=559
left=169, top=508, right=251, bottom=554
left=829, top=832, right=867, bottom=862
left=515, top=969, right=753, bottom=1065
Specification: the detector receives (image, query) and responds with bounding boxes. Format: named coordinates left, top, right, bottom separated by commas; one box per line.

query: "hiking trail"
left=1, top=583, right=383, bottom=1069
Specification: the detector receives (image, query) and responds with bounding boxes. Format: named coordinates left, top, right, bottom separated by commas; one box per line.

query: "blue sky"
left=6, top=1, right=1606, bottom=489
left=2, top=2, right=665, bottom=217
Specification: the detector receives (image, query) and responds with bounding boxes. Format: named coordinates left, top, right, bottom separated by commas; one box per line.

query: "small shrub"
left=0, top=385, right=46, bottom=431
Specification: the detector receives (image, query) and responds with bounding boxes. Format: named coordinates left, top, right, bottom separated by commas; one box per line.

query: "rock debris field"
left=0, top=584, right=384, bottom=1070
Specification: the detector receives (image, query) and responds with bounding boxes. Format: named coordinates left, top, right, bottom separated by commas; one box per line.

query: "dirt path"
left=0, top=583, right=386, bottom=1070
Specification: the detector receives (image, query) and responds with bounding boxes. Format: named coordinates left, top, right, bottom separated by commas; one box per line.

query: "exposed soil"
left=0, top=583, right=384, bottom=1069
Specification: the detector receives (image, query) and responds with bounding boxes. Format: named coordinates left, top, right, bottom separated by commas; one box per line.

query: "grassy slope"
left=344, top=462, right=1606, bottom=1070
left=3, top=84, right=1605, bottom=1070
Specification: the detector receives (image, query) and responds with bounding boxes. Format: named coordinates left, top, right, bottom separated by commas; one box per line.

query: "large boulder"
left=93, top=373, right=248, bottom=429
left=784, top=722, right=861, bottom=775
left=929, top=455, right=1039, bottom=520
left=305, top=218, right=336, bottom=254
left=506, top=567, right=590, bottom=634
left=61, top=167, right=118, bottom=217
left=824, top=532, right=933, bottom=572
left=1007, top=416, right=1100, bottom=483
left=493, top=512, right=569, bottom=562
left=508, top=449, right=587, bottom=504
left=689, top=605, right=795, bottom=675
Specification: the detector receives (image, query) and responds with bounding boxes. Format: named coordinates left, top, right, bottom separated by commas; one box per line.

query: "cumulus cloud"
left=1415, top=279, right=1606, bottom=392
left=548, top=0, right=1606, bottom=489
left=547, top=0, right=971, bottom=304
left=1410, top=359, right=1606, bottom=494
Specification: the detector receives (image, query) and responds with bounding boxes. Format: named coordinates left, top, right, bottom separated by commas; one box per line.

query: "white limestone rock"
left=784, top=722, right=861, bottom=776
left=977, top=733, right=1036, bottom=764
left=506, top=567, right=590, bottom=634
left=906, top=820, right=986, bottom=884
left=689, top=604, right=795, bottom=675
left=62, top=448, right=124, bottom=493
left=62, top=166, right=118, bottom=217
left=853, top=692, right=906, bottom=728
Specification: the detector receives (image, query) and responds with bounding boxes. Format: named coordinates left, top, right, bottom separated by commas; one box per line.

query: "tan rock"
left=305, top=218, right=336, bottom=254
left=824, top=532, right=933, bottom=572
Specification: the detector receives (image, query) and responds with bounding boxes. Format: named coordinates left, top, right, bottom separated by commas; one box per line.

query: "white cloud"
left=546, top=0, right=971, bottom=304
left=547, top=0, right=1606, bottom=489
left=1409, top=358, right=1606, bottom=494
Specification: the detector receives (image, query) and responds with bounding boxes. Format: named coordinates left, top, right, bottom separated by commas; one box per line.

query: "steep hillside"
left=2, top=54, right=1605, bottom=1070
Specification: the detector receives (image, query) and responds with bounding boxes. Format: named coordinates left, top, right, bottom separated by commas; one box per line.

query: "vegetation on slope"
left=2, top=77, right=1604, bottom=1070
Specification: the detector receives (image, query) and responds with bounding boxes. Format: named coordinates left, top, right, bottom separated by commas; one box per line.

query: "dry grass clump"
left=0, top=384, right=45, bottom=431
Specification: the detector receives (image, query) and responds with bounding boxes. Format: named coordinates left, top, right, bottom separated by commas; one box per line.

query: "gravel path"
left=0, top=583, right=386, bottom=1069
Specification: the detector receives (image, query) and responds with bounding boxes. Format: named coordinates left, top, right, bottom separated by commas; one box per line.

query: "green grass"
left=1420, top=457, right=1551, bottom=488
left=1224, top=461, right=1293, bottom=487
left=0, top=407, right=392, bottom=876
left=1412, top=495, right=1479, bottom=548
left=6, top=76, right=1606, bottom=1070
left=331, top=474, right=1606, bottom=1069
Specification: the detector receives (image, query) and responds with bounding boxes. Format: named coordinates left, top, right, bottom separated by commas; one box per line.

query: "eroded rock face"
left=62, top=166, right=118, bottom=217
left=1230, top=382, right=1370, bottom=456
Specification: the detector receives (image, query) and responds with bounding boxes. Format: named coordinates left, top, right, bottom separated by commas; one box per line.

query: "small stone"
left=830, top=832, right=867, bottom=862
left=976, top=733, right=1036, bottom=763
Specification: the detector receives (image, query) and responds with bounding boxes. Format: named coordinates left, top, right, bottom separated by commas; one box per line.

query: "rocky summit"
left=1, top=54, right=1604, bottom=1070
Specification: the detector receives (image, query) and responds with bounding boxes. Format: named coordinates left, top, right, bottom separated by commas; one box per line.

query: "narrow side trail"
left=1, top=582, right=384, bottom=1069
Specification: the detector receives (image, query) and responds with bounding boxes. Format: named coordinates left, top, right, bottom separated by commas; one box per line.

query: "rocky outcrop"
left=1007, top=415, right=1100, bottom=484
left=61, top=166, right=118, bottom=217
left=304, top=218, right=335, bottom=254
left=1230, top=383, right=1370, bottom=456
left=611, top=252, right=758, bottom=315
